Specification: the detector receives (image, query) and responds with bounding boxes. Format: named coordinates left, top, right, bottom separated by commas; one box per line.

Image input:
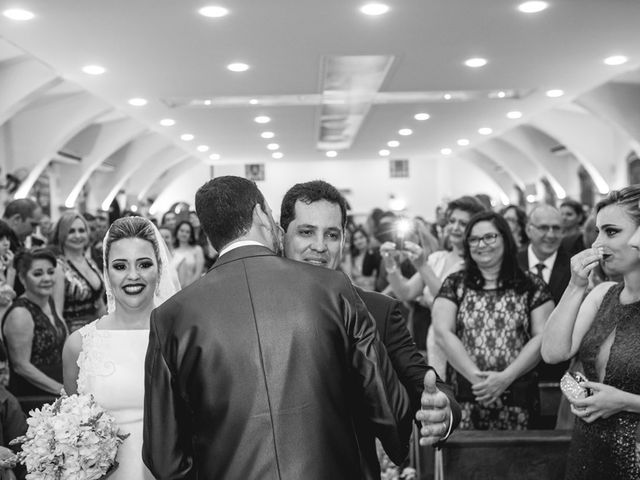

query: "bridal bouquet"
left=10, top=394, right=128, bottom=480
left=376, top=440, right=416, bottom=480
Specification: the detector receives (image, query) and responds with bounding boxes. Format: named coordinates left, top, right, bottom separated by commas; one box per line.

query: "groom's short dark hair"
left=196, top=176, right=266, bottom=251
left=280, top=180, right=348, bottom=233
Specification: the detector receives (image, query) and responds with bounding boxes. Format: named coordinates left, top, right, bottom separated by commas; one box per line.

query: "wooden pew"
left=416, top=429, right=572, bottom=480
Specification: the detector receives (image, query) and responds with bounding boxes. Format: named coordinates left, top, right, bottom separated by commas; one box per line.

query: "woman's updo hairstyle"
left=104, top=217, right=161, bottom=271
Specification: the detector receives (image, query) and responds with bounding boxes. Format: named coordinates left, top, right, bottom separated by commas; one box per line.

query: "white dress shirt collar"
left=527, top=244, right=558, bottom=284
left=218, top=240, right=268, bottom=258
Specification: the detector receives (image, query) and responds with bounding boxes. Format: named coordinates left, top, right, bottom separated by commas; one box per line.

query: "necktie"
left=534, top=263, right=545, bottom=280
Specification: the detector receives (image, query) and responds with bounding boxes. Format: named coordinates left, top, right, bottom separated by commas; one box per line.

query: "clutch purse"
left=560, top=371, right=591, bottom=401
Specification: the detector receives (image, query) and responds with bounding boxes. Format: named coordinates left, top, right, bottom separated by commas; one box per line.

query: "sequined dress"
left=77, top=320, right=153, bottom=480
left=565, top=282, right=640, bottom=479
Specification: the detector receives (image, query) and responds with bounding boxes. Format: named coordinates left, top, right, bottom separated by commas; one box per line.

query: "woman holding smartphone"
left=542, top=186, right=640, bottom=479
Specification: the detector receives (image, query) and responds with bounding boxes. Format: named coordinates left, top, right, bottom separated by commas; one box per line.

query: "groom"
left=143, top=176, right=413, bottom=479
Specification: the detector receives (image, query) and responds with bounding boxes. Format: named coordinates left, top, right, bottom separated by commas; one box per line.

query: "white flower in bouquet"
left=10, top=394, right=128, bottom=480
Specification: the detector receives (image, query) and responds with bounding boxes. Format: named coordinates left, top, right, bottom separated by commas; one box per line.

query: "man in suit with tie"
left=516, top=204, right=571, bottom=427
left=280, top=180, right=461, bottom=479
left=143, top=176, right=413, bottom=479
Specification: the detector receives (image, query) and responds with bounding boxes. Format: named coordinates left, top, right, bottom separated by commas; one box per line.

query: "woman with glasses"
left=433, top=211, right=554, bottom=430
left=542, top=186, right=640, bottom=479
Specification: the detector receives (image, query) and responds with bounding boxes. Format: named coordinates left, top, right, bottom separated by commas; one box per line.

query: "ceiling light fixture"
left=440, top=148, right=452, bottom=155
left=379, top=149, right=390, bottom=156
left=387, top=140, right=400, bottom=147
left=227, top=62, right=250, bottom=72
left=159, top=118, right=176, bottom=127
left=478, top=127, right=493, bottom=135
left=272, top=152, right=284, bottom=159
left=360, top=3, right=390, bottom=16
left=2, top=8, right=34, bottom=20
left=128, top=98, right=148, bottom=106
left=546, top=89, right=564, bottom=98
left=209, top=153, right=221, bottom=160
left=398, top=128, right=413, bottom=136
left=204, top=99, right=212, bottom=106
left=198, top=6, right=229, bottom=17
left=181, top=134, right=195, bottom=141
left=82, top=65, right=106, bottom=75
left=254, top=115, right=271, bottom=124
left=604, top=55, right=628, bottom=66
left=506, top=111, right=523, bottom=119
left=267, top=143, right=280, bottom=151
left=457, top=138, right=470, bottom=146
left=261, top=131, right=275, bottom=139
left=414, top=113, right=430, bottom=121
left=197, top=145, right=210, bottom=152
left=464, top=57, right=488, bottom=68
left=249, top=99, right=259, bottom=105
left=326, top=150, right=338, bottom=158
left=443, top=93, right=453, bottom=100
left=517, top=1, right=549, bottom=13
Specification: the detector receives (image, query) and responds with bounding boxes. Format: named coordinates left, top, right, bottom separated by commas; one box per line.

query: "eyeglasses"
left=467, top=233, right=500, bottom=248
left=530, top=224, right=562, bottom=234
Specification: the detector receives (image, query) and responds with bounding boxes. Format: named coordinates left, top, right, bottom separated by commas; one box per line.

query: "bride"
left=62, top=216, right=180, bottom=479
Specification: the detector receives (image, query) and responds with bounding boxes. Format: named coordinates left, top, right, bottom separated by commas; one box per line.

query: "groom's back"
left=146, top=246, right=368, bottom=479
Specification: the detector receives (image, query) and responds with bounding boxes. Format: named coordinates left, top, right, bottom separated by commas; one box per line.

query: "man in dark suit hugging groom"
left=280, top=180, right=461, bottom=479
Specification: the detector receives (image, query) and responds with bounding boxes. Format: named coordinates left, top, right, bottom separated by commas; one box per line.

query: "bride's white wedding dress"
left=77, top=319, right=154, bottom=480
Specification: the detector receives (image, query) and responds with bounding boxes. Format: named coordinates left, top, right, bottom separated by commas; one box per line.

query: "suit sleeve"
left=143, top=310, right=195, bottom=480
left=383, top=300, right=461, bottom=434
left=343, top=282, right=412, bottom=464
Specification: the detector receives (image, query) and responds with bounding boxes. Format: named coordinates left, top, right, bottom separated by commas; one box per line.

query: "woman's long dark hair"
left=349, top=226, right=369, bottom=258
left=462, top=211, right=530, bottom=293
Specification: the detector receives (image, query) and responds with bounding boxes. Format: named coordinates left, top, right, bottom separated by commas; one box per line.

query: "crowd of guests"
left=0, top=182, right=635, bottom=478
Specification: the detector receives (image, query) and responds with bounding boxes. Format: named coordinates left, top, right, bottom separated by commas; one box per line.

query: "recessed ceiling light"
left=497, top=91, right=507, bottom=98
left=272, top=152, right=284, bottom=159
left=181, top=134, right=195, bottom=141
left=457, top=138, right=470, bottom=146
left=209, top=153, right=221, bottom=160
left=506, top=111, right=523, bottom=119
left=326, top=150, right=338, bottom=158
left=387, top=140, right=400, bottom=147
left=443, top=93, right=453, bottom=100
left=254, top=115, right=271, bottom=124
left=128, top=98, right=148, bottom=106
left=249, top=99, right=259, bottom=105
left=261, top=131, right=275, bottom=139
left=227, top=62, right=250, bottom=72
left=398, top=128, right=413, bottom=136
left=604, top=55, right=628, bottom=66
left=414, top=113, right=430, bottom=121
left=464, top=57, right=488, bottom=68
left=82, top=65, right=106, bottom=75
left=360, top=3, right=390, bottom=16
left=478, top=127, right=493, bottom=135
left=517, top=1, right=549, bottom=13
left=2, top=8, right=34, bottom=20
left=204, top=99, right=212, bottom=106
left=198, top=6, right=229, bottom=18
left=197, top=145, right=210, bottom=152
left=546, top=89, right=564, bottom=98
left=379, top=149, right=390, bottom=156
left=159, top=118, right=176, bottom=127
left=441, top=148, right=452, bottom=155
left=267, top=143, right=280, bottom=151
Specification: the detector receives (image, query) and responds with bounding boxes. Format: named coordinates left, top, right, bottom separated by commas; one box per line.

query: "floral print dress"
left=437, top=271, right=552, bottom=430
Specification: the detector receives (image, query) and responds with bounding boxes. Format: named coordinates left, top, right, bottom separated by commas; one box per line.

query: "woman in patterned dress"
left=433, top=211, right=554, bottom=429
left=542, top=186, right=640, bottom=479
left=51, top=212, right=105, bottom=332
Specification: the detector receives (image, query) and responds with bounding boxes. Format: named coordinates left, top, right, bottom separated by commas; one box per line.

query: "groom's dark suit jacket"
left=143, top=245, right=413, bottom=480
left=354, top=287, right=461, bottom=480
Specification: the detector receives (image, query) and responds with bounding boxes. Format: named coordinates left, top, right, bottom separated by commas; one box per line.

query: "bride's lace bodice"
left=76, top=319, right=153, bottom=480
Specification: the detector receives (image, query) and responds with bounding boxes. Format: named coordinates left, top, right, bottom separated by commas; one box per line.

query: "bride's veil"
left=102, top=217, right=181, bottom=314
